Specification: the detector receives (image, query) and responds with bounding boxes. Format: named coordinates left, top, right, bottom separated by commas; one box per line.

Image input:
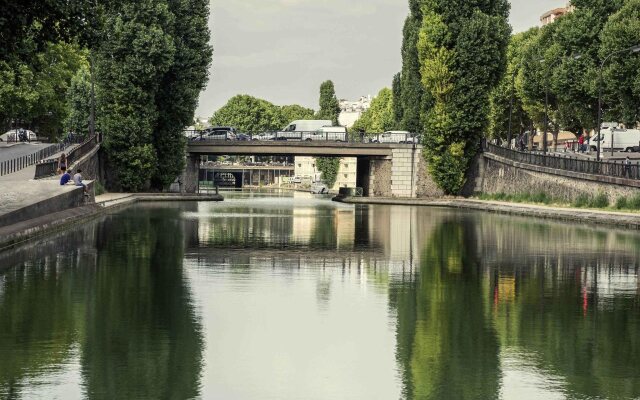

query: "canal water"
left=1, top=191, right=639, bottom=399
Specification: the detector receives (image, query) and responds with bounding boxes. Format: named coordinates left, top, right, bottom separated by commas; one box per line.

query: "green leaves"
left=418, top=0, right=510, bottom=194
left=317, top=80, right=341, bottom=126
left=315, top=157, right=340, bottom=188
left=352, top=88, right=395, bottom=133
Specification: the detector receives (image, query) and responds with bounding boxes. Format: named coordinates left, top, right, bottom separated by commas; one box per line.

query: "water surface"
left=1, top=191, right=639, bottom=399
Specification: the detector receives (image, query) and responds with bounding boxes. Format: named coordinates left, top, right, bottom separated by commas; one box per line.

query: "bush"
left=573, top=194, right=589, bottom=208
left=615, top=196, right=628, bottom=210
left=589, top=193, right=609, bottom=209
left=628, top=193, right=640, bottom=210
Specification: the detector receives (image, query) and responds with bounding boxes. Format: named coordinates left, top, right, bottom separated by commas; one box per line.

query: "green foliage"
left=591, top=192, right=610, bottom=208
left=418, top=0, right=511, bottom=194
left=573, top=194, right=590, bottom=208
left=152, top=0, right=213, bottom=190
left=316, top=80, right=340, bottom=126
left=487, top=30, right=537, bottom=141
left=96, top=0, right=176, bottom=191
left=280, top=104, right=315, bottom=122
left=479, top=191, right=553, bottom=205
left=65, top=67, right=92, bottom=135
left=600, top=0, right=640, bottom=126
left=392, top=72, right=403, bottom=129
left=615, top=196, right=628, bottom=209
left=352, top=88, right=395, bottom=133
left=210, top=95, right=287, bottom=133
left=400, top=14, right=426, bottom=133
left=315, top=157, right=340, bottom=188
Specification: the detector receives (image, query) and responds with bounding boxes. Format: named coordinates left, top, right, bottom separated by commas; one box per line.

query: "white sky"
left=196, top=0, right=565, bottom=118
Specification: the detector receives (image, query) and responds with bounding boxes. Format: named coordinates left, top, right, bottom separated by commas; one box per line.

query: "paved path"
left=0, top=143, right=52, bottom=162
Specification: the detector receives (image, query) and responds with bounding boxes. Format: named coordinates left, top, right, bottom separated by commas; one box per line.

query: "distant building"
left=294, top=156, right=357, bottom=190
left=541, top=2, right=575, bottom=26
left=339, top=95, right=372, bottom=128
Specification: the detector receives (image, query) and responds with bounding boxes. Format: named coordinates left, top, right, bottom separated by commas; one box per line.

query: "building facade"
left=338, top=95, right=371, bottom=128
left=294, top=156, right=357, bottom=190
left=540, top=2, right=575, bottom=26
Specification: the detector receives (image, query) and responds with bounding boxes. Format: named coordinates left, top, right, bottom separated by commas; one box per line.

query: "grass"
left=479, top=191, right=640, bottom=213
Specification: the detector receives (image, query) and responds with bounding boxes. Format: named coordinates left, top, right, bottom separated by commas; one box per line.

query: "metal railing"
left=185, top=130, right=421, bottom=145
left=485, top=143, right=640, bottom=181
left=34, top=134, right=100, bottom=179
left=0, top=143, right=68, bottom=177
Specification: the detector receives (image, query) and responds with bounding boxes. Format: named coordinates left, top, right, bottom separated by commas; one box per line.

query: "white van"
left=591, top=127, right=640, bottom=152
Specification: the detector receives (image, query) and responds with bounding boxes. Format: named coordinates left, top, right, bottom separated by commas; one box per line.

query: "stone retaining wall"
left=479, top=153, right=640, bottom=203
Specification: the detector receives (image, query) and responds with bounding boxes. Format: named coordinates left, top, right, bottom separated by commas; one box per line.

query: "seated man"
left=60, top=169, right=72, bottom=185
left=73, top=169, right=89, bottom=196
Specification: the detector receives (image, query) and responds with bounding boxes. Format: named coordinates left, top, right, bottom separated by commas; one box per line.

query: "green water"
left=1, top=191, right=639, bottom=399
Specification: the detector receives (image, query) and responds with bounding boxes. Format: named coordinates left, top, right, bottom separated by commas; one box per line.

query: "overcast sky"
left=196, top=0, right=565, bottom=118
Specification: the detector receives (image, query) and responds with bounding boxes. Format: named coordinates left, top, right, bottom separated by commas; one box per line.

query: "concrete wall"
left=477, top=153, right=640, bottom=203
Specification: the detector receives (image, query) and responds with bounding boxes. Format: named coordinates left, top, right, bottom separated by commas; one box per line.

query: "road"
left=0, top=143, right=52, bottom=163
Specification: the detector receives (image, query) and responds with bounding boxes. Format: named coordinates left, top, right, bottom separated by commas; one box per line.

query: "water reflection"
left=0, top=191, right=639, bottom=399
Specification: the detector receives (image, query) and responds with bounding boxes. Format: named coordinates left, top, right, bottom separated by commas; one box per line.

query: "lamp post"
left=596, top=44, right=640, bottom=161
left=539, top=54, right=581, bottom=154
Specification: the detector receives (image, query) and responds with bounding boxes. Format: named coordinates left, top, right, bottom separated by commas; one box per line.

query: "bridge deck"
left=187, top=141, right=420, bottom=157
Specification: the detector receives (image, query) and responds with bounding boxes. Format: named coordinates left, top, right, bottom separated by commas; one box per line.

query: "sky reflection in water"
left=0, top=190, right=639, bottom=399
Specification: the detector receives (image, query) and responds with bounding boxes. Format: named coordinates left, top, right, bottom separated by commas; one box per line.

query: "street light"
left=538, top=54, right=581, bottom=154
left=596, top=44, right=640, bottom=161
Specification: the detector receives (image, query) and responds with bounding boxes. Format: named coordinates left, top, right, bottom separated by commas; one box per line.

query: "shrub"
left=573, top=194, right=589, bottom=208
left=628, top=193, right=640, bottom=210
left=589, top=193, right=609, bottom=209
left=615, top=196, right=628, bottom=210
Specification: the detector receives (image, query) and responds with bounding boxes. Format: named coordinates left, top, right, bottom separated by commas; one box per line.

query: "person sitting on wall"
left=60, top=169, right=72, bottom=185
left=73, top=169, right=89, bottom=196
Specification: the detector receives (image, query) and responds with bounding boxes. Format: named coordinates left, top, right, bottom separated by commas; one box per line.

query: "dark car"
left=625, top=146, right=640, bottom=153
left=236, top=133, right=251, bottom=141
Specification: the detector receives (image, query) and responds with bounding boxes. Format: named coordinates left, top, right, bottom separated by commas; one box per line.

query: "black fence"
left=485, top=143, right=640, bottom=181
left=34, top=135, right=99, bottom=179
left=185, top=130, right=420, bottom=144
left=0, top=143, right=68, bottom=177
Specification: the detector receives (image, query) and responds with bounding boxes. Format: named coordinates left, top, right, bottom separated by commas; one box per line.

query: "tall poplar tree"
left=96, top=0, right=176, bottom=191
left=400, top=1, right=426, bottom=134
left=418, top=0, right=511, bottom=194
left=316, top=80, right=340, bottom=126
left=392, top=72, right=404, bottom=127
left=152, top=0, right=213, bottom=190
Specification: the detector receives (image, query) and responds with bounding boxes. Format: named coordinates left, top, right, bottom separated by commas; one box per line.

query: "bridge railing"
left=485, top=143, right=640, bottom=181
left=184, top=130, right=421, bottom=145
left=34, top=134, right=99, bottom=179
left=0, top=143, right=68, bottom=177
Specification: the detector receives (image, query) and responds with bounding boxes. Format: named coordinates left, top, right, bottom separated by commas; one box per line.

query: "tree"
left=352, top=88, right=395, bottom=133
left=487, top=29, right=537, bottom=142
left=400, top=1, right=427, bottom=134
left=280, top=104, right=315, bottom=123
left=418, top=1, right=511, bottom=194
left=151, top=0, right=213, bottom=190
left=65, top=67, right=92, bottom=135
left=210, top=95, right=286, bottom=133
left=600, top=0, right=640, bottom=126
left=96, top=0, right=176, bottom=191
left=315, top=157, right=340, bottom=188
left=316, top=80, right=340, bottom=125
left=392, top=72, right=404, bottom=127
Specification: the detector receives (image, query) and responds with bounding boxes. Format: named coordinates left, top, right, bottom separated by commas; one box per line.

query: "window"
left=298, top=164, right=302, bottom=168
left=344, top=174, right=348, bottom=178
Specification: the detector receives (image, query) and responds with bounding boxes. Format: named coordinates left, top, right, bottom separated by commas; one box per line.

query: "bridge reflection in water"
left=0, top=192, right=639, bottom=399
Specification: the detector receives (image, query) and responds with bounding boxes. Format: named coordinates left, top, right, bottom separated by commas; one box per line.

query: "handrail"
left=0, top=143, right=68, bottom=177
left=484, top=143, right=639, bottom=181
left=34, top=134, right=100, bottom=179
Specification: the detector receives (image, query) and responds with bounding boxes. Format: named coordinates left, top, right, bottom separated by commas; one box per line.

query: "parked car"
left=625, top=145, right=640, bottom=153
left=370, top=131, right=413, bottom=144
left=1, top=129, right=37, bottom=142
left=236, top=133, right=251, bottom=141
left=253, top=132, right=278, bottom=141
left=197, top=126, right=237, bottom=141
left=292, top=176, right=303, bottom=184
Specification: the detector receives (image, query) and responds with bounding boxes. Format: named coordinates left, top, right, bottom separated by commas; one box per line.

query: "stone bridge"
left=185, top=141, right=436, bottom=197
